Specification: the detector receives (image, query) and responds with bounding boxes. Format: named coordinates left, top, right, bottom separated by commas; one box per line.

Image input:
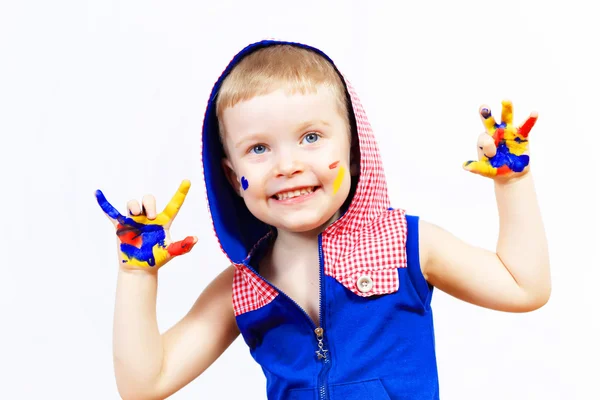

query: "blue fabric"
left=236, top=216, right=438, bottom=399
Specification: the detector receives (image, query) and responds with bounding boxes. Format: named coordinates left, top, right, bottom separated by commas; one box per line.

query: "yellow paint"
left=332, top=166, right=345, bottom=194
left=463, top=160, right=498, bottom=177
left=121, top=243, right=170, bottom=268
left=501, top=100, right=513, bottom=126
left=128, top=179, right=191, bottom=226
left=465, top=101, right=537, bottom=178
left=503, top=126, right=528, bottom=155
left=482, top=114, right=497, bottom=135
left=119, top=180, right=191, bottom=269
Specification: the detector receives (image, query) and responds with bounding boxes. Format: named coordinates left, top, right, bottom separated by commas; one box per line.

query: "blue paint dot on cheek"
left=241, top=176, right=249, bottom=191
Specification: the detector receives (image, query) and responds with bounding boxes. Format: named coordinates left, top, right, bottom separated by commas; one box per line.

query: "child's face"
left=221, top=86, right=352, bottom=234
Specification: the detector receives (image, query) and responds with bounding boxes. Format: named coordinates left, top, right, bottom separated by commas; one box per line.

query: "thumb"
left=166, top=236, right=198, bottom=259
left=477, top=133, right=497, bottom=160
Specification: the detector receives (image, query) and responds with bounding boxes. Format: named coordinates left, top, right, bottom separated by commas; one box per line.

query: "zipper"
left=316, top=234, right=331, bottom=400
left=242, top=233, right=331, bottom=399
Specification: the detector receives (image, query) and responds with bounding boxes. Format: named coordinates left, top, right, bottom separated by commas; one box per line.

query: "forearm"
left=113, top=267, right=163, bottom=399
left=495, top=172, right=550, bottom=304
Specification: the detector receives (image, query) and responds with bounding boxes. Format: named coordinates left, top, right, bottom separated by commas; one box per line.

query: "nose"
left=274, top=149, right=304, bottom=178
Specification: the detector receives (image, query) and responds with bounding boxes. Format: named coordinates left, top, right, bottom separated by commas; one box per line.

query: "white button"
left=357, top=275, right=373, bottom=293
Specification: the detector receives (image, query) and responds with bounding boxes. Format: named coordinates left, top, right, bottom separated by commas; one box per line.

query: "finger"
left=479, top=105, right=497, bottom=135
left=501, top=100, right=513, bottom=126
left=142, top=194, right=157, bottom=219
left=166, top=236, right=198, bottom=258
left=517, top=111, right=538, bottom=138
left=476, top=133, right=497, bottom=159
left=95, top=190, right=125, bottom=224
left=463, top=160, right=497, bottom=177
left=127, top=200, right=142, bottom=216
left=161, top=180, right=192, bottom=222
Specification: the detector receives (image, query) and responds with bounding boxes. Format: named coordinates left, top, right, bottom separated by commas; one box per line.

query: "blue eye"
left=303, top=133, right=320, bottom=144
left=250, top=145, right=267, bottom=154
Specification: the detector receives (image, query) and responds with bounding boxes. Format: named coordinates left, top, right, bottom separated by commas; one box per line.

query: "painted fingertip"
left=96, top=190, right=123, bottom=220
left=241, top=176, right=249, bottom=191
left=179, top=179, right=192, bottom=193
left=480, top=107, right=492, bottom=119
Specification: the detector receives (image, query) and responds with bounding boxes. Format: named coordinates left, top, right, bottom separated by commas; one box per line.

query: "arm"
left=96, top=181, right=239, bottom=399
left=114, top=265, right=239, bottom=400
left=420, top=101, right=550, bottom=312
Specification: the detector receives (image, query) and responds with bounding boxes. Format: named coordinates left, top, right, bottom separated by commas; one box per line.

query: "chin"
left=272, top=210, right=340, bottom=234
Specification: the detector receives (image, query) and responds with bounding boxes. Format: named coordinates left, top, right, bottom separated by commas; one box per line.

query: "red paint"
left=116, top=224, right=142, bottom=247
left=493, top=128, right=505, bottom=147
left=518, top=116, right=537, bottom=138
left=497, top=165, right=511, bottom=175
left=167, top=236, right=195, bottom=256
left=329, top=161, right=340, bottom=169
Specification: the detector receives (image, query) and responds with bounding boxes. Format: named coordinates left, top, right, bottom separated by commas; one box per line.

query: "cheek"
left=240, top=176, right=249, bottom=191
left=332, top=165, right=346, bottom=195
left=322, top=158, right=350, bottom=195
left=237, top=165, right=268, bottom=195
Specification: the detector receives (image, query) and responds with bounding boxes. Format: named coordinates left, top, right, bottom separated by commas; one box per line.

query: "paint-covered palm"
left=95, top=180, right=197, bottom=269
left=463, top=100, right=538, bottom=179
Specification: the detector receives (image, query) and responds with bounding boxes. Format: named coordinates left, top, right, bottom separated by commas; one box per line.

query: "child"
left=96, top=40, right=550, bottom=400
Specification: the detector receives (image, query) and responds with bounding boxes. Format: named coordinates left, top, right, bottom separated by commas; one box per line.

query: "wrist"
left=119, top=263, right=160, bottom=275
left=493, top=168, right=531, bottom=187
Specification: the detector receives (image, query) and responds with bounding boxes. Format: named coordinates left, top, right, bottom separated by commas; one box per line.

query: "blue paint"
left=489, top=143, right=530, bottom=172
left=96, top=189, right=167, bottom=267
left=241, top=176, right=249, bottom=191
left=95, top=190, right=125, bottom=223
left=115, top=219, right=166, bottom=267
left=494, top=122, right=507, bottom=129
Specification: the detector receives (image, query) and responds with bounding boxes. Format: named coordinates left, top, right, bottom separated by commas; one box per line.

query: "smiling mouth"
left=272, top=186, right=320, bottom=201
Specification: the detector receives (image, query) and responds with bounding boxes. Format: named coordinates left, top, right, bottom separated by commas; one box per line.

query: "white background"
left=1, top=0, right=598, bottom=399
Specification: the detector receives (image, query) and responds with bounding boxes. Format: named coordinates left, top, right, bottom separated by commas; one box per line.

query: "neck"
left=271, top=208, right=341, bottom=260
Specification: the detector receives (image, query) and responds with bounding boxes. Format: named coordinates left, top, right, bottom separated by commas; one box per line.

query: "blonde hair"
left=216, top=45, right=350, bottom=140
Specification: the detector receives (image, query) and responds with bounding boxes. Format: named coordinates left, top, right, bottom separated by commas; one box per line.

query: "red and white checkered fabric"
left=321, top=79, right=408, bottom=297
left=233, top=263, right=279, bottom=316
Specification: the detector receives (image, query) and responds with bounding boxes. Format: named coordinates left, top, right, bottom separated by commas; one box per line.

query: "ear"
left=222, top=158, right=243, bottom=196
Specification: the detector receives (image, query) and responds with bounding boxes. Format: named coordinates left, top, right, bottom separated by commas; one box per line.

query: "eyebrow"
left=233, top=120, right=331, bottom=149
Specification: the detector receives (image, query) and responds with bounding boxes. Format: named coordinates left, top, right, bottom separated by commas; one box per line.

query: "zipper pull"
left=314, top=327, right=328, bottom=360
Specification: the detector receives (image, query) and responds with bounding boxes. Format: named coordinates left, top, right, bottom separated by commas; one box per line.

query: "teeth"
left=276, top=187, right=314, bottom=200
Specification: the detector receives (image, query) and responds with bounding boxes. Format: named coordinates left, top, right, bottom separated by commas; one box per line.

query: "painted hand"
left=95, top=180, right=197, bottom=269
left=463, top=100, right=538, bottom=179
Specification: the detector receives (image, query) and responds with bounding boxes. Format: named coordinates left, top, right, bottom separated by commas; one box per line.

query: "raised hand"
left=95, top=180, right=197, bottom=269
left=463, top=100, right=538, bottom=179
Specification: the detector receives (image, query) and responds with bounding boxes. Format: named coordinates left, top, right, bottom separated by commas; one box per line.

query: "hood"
left=201, top=40, right=391, bottom=265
